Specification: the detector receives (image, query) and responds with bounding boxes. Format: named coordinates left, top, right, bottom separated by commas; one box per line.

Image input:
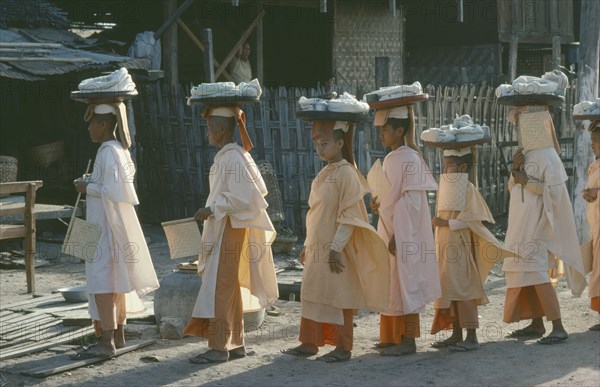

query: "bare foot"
left=506, top=321, right=546, bottom=338
left=373, top=342, right=395, bottom=349
left=281, top=343, right=318, bottom=357
left=431, top=334, right=462, bottom=349
left=315, top=347, right=351, bottom=363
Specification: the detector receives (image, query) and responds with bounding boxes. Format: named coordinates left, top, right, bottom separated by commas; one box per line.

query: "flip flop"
left=315, top=350, right=351, bottom=363
left=280, top=347, right=317, bottom=357
left=188, top=350, right=229, bottom=364
left=537, top=335, right=568, bottom=345
left=506, top=329, right=544, bottom=339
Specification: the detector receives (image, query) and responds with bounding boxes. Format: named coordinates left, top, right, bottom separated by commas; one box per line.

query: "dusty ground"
left=0, top=222, right=599, bottom=387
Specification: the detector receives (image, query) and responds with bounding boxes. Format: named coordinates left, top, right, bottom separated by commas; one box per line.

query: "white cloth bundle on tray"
left=78, top=67, right=136, bottom=93
left=495, top=70, right=569, bottom=98
left=573, top=99, right=600, bottom=116
left=421, top=114, right=489, bottom=143
left=363, top=81, right=423, bottom=101
left=190, top=78, right=262, bottom=99
left=298, top=92, right=369, bottom=113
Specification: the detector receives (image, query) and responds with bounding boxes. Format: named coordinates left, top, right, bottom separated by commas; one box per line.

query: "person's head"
left=241, top=42, right=251, bottom=61
left=207, top=115, right=235, bottom=148
left=443, top=153, right=473, bottom=174
left=591, top=124, right=600, bottom=157
left=312, top=120, right=345, bottom=164
left=379, top=117, right=410, bottom=150
left=87, top=105, right=117, bottom=143
left=374, top=106, right=420, bottom=153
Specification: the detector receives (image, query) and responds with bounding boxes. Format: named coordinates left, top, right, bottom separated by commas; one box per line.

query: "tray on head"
left=187, top=95, right=259, bottom=106
left=296, top=110, right=370, bottom=123
left=423, top=136, right=492, bottom=149
left=70, top=90, right=138, bottom=103
left=367, top=94, right=429, bottom=109
left=497, top=94, right=564, bottom=107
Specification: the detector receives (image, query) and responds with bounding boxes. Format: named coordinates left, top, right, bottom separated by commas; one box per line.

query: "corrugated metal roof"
left=0, top=28, right=149, bottom=80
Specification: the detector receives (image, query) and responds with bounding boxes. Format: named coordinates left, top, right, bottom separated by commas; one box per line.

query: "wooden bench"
left=0, top=181, right=43, bottom=293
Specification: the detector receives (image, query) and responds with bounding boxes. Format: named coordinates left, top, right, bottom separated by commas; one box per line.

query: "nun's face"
left=88, top=116, right=109, bottom=143
left=378, top=123, right=404, bottom=149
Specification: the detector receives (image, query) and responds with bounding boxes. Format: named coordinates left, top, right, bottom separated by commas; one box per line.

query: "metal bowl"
left=57, top=285, right=88, bottom=303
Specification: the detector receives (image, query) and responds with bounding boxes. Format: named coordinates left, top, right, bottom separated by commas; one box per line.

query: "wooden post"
left=508, top=34, right=518, bottom=81
left=256, top=5, right=264, bottom=82
left=24, top=183, right=36, bottom=293
left=574, top=0, right=600, bottom=242
left=163, top=0, right=179, bottom=90
left=552, top=35, right=561, bottom=70
left=202, top=29, right=215, bottom=82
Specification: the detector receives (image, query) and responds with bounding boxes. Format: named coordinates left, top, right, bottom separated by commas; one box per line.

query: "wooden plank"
left=176, top=18, right=233, bottom=81
left=0, top=325, right=94, bottom=360
left=256, top=3, right=264, bottom=82
left=23, top=339, right=156, bottom=378
left=25, top=182, right=36, bottom=293
left=508, top=34, right=518, bottom=81
left=154, top=0, right=195, bottom=39
left=1, top=319, right=60, bottom=341
left=0, top=205, right=25, bottom=217
left=0, top=224, right=26, bottom=239
left=202, top=28, right=215, bottom=83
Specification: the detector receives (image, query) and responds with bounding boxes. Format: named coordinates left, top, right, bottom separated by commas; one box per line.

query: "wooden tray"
left=423, top=136, right=492, bottom=149
left=296, top=110, right=370, bottom=122
left=367, top=94, right=429, bottom=109
left=70, top=90, right=138, bottom=103
left=573, top=114, right=600, bottom=121
left=497, top=94, right=564, bottom=106
left=187, top=95, right=259, bottom=106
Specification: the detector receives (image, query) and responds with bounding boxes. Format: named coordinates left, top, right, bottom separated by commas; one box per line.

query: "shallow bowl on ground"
left=57, top=285, right=88, bottom=303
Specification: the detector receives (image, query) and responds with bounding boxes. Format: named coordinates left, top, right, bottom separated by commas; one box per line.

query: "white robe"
left=85, top=140, right=159, bottom=318
left=191, top=143, right=279, bottom=318
left=377, top=146, right=441, bottom=315
left=502, top=147, right=586, bottom=296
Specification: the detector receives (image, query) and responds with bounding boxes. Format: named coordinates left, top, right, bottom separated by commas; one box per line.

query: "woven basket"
left=29, top=140, right=64, bottom=167
left=0, top=156, right=18, bottom=183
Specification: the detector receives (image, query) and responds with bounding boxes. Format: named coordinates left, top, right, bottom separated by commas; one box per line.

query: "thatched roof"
left=0, top=0, right=70, bottom=29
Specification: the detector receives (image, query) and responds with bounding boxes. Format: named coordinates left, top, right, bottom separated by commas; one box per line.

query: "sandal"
left=315, top=350, right=351, bottom=363
left=506, top=329, right=544, bottom=339
left=280, top=347, right=317, bottom=357
left=229, top=347, right=246, bottom=360
left=537, top=334, right=568, bottom=345
left=188, top=349, right=229, bottom=364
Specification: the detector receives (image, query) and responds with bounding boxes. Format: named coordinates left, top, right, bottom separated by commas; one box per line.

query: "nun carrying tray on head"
left=69, top=68, right=159, bottom=359
left=497, top=77, right=586, bottom=345
left=281, top=95, right=391, bottom=363
left=366, top=87, right=440, bottom=357
left=183, top=82, right=279, bottom=364
left=421, top=120, right=513, bottom=352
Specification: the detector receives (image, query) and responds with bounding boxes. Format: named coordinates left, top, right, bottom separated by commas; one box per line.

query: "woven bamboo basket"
left=29, top=140, right=64, bottom=167
left=0, top=156, right=18, bottom=183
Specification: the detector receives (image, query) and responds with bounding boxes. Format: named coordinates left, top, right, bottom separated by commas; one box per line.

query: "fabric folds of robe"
left=85, top=140, right=159, bottom=320
left=502, top=147, right=586, bottom=296
left=376, top=146, right=440, bottom=316
left=587, top=159, right=600, bottom=304
left=301, top=160, right=391, bottom=325
left=434, top=182, right=515, bottom=310
left=190, top=143, right=279, bottom=319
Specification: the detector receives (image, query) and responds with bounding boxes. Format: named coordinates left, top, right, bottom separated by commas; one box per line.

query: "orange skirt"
left=299, top=309, right=354, bottom=351
left=592, top=297, right=600, bottom=313
left=379, top=314, right=420, bottom=344
left=430, top=300, right=478, bottom=334
left=503, top=283, right=561, bottom=323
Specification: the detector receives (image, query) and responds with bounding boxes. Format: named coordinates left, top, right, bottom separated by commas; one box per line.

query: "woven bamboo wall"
left=132, top=81, right=579, bottom=237
left=332, top=1, right=403, bottom=91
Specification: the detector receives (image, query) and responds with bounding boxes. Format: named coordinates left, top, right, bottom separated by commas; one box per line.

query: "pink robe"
left=377, top=146, right=441, bottom=315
